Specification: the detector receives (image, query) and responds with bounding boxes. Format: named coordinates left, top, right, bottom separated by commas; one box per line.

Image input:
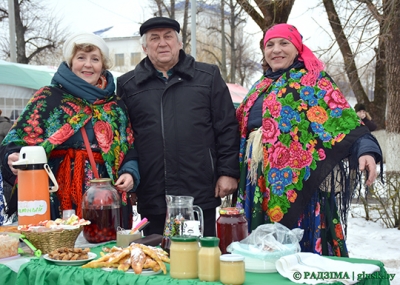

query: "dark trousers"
left=143, top=208, right=216, bottom=237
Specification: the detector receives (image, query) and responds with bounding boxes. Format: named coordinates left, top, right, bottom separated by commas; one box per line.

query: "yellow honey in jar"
left=220, top=254, right=245, bottom=285
left=198, top=237, right=221, bottom=281
left=170, top=236, right=199, bottom=279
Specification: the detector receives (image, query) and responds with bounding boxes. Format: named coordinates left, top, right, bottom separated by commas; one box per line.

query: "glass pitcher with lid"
left=82, top=178, right=121, bottom=243
left=161, top=195, right=204, bottom=252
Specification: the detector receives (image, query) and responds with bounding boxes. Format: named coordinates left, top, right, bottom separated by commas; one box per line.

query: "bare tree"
left=384, top=0, right=400, bottom=173
left=235, top=34, right=261, bottom=87
left=236, top=0, right=295, bottom=67
left=0, top=0, right=67, bottom=64
left=181, top=0, right=190, bottom=48
left=322, top=0, right=386, bottom=130
left=150, top=0, right=191, bottom=49
left=236, top=0, right=294, bottom=32
left=146, top=0, right=259, bottom=86
left=220, top=0, right=227, bottom=80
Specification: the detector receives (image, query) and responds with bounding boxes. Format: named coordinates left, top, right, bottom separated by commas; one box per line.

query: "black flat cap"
left=140, top=17, right=180, bottom=36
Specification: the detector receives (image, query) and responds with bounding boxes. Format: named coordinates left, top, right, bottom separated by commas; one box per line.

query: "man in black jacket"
left=117, top=17, right=240, bottom=237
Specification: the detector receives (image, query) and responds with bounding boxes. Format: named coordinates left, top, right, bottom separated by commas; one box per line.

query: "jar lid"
left=220, top=254, right=245, bottom=262
left=219, top=207, right=244, bottom=215
left=171, top=235, right=198, bottom=242
left=200, top=237, right=220, bottom=247
left=89, top=178, right=112, bottom=183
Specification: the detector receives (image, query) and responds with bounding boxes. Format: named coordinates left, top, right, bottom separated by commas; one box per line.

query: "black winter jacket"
left=117, top=50, right=240, bottom=216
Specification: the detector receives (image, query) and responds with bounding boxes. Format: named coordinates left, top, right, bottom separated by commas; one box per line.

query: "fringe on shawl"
left=319, top=160, right=358, bottom=238
left=245, top=128, right=264, bottom=185
left=320, top=155, right=384, bottom=239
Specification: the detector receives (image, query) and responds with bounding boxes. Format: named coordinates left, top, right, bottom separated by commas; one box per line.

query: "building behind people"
left=354, top=103, right=377, bottom=132
left=0, top=32, right=139, bottom=228
left=235, top=23, right=382, bottom=257
left=117, top=17, right=240, bottom=237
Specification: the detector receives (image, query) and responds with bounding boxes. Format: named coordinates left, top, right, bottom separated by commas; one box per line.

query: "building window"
left=130, top=52, right=141, bottom=66
left=115, top=54, right=124, bottom=67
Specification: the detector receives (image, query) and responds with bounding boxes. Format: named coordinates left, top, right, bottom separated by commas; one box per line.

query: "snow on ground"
left=347, top=204, right=400, bottom=284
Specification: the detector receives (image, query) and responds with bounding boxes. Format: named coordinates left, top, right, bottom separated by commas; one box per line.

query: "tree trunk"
left=369, top=35, right=387, bottom=130
left=220, top=0, right=227, bottom=80
left=237, top=0, right=294, bottom=32
left=182, top=0, right=190, bottom=49
left=13, top=0, right=27, bottom=63
left=236, top=0, right=295, bottom=69
left=229, top=0, right=236, bottom=84
left=323, top=0, right=369, bottom=110
left=383, top=0, right=400, bottom=172
left=171, top=0, right=175, bottom=19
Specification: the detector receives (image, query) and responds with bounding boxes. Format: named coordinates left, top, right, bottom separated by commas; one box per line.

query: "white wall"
left=104, top=36, right=145, bottom=73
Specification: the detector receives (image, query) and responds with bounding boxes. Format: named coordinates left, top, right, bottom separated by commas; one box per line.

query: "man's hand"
left=8, top=152, right=20, bottom=175
left=214, top=176, right=238, bottom=198
left=114, top=173, right=134, bottom=192
left=359, top=155, right=377, bottom=186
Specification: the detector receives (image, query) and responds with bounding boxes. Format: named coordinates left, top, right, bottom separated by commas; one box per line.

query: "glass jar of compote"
left=217, top=207, right=248, bottom=254
left=82, top=178, right=121, bottom=243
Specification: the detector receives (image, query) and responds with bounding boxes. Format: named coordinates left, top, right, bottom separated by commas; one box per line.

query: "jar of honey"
left=217, top=207, right=248, bottom=254
left=170, top=236, right=199, bottom=279
left=198, top=237, right=221, bottom=281
left=220, top=254, right=245, bottom=285
left=82, top=178, right=121, bottom=243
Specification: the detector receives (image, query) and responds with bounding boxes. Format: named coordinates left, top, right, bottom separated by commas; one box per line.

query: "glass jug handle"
left=193, top=205, right=204, bottom=237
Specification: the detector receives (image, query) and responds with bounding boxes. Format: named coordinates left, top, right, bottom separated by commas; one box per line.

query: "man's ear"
left=142, top=46, right=147, bottom=54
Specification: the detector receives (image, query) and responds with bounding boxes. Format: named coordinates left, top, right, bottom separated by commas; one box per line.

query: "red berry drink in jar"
left=217, top=207, right=248, bottom=254
left=82, top=178, right=121, bottom=243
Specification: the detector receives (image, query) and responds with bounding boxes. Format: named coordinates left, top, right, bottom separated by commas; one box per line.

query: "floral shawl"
left=2, top=86, right=134, bottom=183
left=236, top=67, right=369, bottom=228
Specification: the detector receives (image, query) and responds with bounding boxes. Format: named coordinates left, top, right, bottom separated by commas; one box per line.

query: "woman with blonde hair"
left=0, top=32, right=139, bottom=228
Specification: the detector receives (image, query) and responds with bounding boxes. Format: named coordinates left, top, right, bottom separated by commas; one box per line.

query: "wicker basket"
left=22, top=226, right=83, bottom=254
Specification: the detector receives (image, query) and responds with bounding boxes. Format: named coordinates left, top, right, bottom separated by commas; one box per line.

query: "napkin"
left=275, top=253, right=380, bottom=285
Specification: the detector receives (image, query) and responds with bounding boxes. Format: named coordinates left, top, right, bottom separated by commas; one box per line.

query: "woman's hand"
left=358, top=155, right=377, bottom=186
left=8, top=152, right=20, bottom=175
left=114, top=173, right=134, bottom=192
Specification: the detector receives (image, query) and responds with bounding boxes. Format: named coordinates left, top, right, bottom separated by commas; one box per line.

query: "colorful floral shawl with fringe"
left=1, top=86, right=135, bottom=217
left=236, top=67, right=369, bottom=229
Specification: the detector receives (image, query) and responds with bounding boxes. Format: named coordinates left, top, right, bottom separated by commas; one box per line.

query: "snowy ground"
left=346, top=204, right=400, bottom=284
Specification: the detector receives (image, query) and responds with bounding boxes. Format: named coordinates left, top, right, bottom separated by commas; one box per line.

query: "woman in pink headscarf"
left=235, top=23, right=382, bottom=257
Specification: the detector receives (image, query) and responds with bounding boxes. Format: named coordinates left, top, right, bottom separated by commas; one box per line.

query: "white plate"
left=43, top=252, right=97, bottom=266
left=0, top=254, right=20, bottom=262
left=102, top=267, right=162, bottom=275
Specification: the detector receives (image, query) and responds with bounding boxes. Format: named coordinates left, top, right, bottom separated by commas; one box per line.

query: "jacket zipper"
left=161, top=77, right=183, bottom=193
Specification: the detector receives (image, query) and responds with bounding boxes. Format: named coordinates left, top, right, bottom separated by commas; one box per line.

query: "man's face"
left=143, top=28, right=183, bottom=72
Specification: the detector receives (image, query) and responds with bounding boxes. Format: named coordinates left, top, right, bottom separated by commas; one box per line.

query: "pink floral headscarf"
left=263, top=23, right=324, bottom=85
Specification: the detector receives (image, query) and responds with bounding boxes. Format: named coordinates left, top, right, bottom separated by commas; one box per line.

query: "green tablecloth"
left=0, top=242, right=391, bottom=285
